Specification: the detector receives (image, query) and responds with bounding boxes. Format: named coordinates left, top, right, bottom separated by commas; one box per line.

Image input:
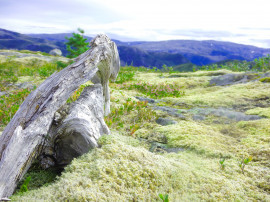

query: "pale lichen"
left=7, top=68, right=270, bottom=201
left=155, top=121, right=238, bottom=158
left=12, top=134, right=270, bottom=201
left=166, top=81, right=270, bottom=107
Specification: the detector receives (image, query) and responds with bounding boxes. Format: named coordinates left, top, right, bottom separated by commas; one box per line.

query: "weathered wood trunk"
left=0, top=34, right=120, bottom=199
left=40, top=84, right=110, bottom=168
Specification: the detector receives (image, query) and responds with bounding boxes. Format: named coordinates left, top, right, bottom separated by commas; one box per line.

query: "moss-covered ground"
left=0, top=52, right=269, bottom=201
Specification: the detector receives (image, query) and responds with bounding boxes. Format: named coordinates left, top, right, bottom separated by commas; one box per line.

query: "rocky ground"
left=1, top=51, right=269, bottom=201
left=0, top=50, right=70, bottom=63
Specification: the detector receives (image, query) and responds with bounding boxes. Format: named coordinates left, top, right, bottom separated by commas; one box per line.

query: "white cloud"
left=0, top=0, right=270, bottom=47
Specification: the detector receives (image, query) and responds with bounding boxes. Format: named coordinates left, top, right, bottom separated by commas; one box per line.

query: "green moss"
left=259, top=77, right=270, bottom=82
left=245, top=107, right=270, bottom=118
left=15, top=169, right=58, bottom=195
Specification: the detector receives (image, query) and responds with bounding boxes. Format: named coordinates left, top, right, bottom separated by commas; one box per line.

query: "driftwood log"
left=40, top=84, right=110, bottom=168
left=0, top=34, right=120, bottom=199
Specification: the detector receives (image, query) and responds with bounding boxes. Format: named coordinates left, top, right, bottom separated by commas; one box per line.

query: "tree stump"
left=0, top=34, right=120, bottom=199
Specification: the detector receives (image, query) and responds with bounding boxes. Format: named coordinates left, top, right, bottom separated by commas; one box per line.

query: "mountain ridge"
left=1, top=28, right=270, bottom=67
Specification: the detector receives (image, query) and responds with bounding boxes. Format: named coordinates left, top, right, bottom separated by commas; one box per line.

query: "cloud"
left=0, top=0, right=269, bottom=48
left=0, top=0, right=124, bottom=28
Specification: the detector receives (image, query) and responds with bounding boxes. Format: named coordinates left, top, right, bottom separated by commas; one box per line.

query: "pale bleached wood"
left=39, top=84, right=110, bottom=168
left=0, top=34, right=120, bottom=199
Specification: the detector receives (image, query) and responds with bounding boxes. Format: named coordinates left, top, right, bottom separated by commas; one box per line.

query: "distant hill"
left=126, top=40, right=270, bottom=65
left=117, top=46, right=189, bottom=67
left=0, top=28, right=65, bottom=54
left=28, top=33, right=92, bottom=43
left=1, top=28, right=270, bottom=68
left=0, top=28, right=189, bottom=68
left=27, top=32, right=270, bottom=66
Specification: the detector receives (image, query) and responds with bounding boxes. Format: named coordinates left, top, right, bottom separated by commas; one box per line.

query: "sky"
left=0, top=0, right=270, bottom=48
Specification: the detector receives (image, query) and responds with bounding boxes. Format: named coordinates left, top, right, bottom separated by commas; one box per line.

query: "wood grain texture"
left=0, top=34, right=119, bottom=198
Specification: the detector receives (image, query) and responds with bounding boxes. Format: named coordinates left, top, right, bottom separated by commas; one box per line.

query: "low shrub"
left=0, top=88, right=31, bottom=126
left=105, top=99, right=158, bottom=135
left=66, top=84, right=89, bottom=103
left=197, top=55, right=270, bottom=72
left=0, top=60, right=71, bottom=86
left=120, top=82, right=185, bottom=98
left=115, top=71, right=135, bottom=84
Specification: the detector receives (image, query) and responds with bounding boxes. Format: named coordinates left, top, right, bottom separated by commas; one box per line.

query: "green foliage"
left=105, top=99, right=157, bottom=135
left=15, top=162, right=58, bottom=195
left=161, top=64, right=174, bottom=74
left=19, top=176, right=31, bottom=193
left=0, top=60, right=70, bottom=90
left=253, top=55, right=270, bottom=72
left=0, top=61, right=19, bottom=90
left=173, top=63, right=197, bottom=72
left=197, top=55, right=270, bottom=72
left=219, top=158, right=226, bottom=170
left=55, top=60, right=73, bottom=69
left=152, top=67, right=158, bottom=71
left=23, top=170, right=57, bottom=190
left=65, top=28, right=89, bottom=58
left=37, top=63, right=58, bottom=78
left=121, top=65, right=162, bottom=73
left=259, top=77, right=270, bottom=83
left=120, top=82, right=185, bottom=98
left=66, top=84, right=89, bottom=103
left=238, top=156, right=252, bottom=174
left=159, top=193, right=169, bottom=202
left=115, top=69, right=135, bottom=84
left=0, top=88, right=31, bottom=127
left=200, top=61, right=250, bottom=72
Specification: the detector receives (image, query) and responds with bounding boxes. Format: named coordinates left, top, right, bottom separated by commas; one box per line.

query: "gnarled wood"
left=90, top=35, right=120, bottom=115
left=40, top=84, right=110, bottom=168
left=0, top=34, right=120, bottom=199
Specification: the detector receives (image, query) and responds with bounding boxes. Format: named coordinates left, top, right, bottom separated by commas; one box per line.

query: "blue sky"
left=0, top=0, right=270, bottom=48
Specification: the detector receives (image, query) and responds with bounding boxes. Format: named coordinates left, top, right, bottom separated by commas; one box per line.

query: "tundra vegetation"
left=0, top=51, right=269, bottom=201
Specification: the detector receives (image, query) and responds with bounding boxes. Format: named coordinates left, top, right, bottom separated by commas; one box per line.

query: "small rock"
left=156, top=117, right=177, bottom=126
left=150, top=142, right=184, bottom=153
left=15, top=82, right=35, bottom=89
left=210, top=73, right=246, bottom=86
left=135, top=96, right=156, bottom=103
left=0, top=91, right=6, bottom=97
left=189, top=107, right=262, bottom=122
left=260, top=72, right=270, bottom=79
left=153, top=106, right=186, bottom=119
left=192, top=114, right=205, bottom=121
left=165, top=147, right=185, bottom=153
left=148, top=132, right=168, bottom=144
left=49, top=49, right=62, bottom=56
